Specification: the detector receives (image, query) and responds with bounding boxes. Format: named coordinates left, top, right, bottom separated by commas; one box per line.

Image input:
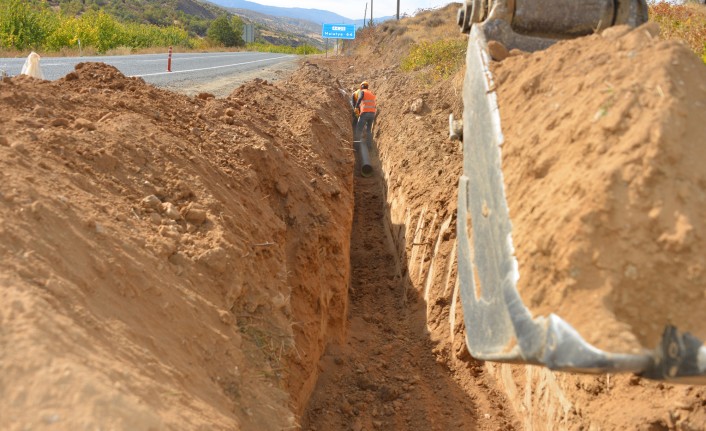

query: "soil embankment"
left=0, top=61, right=354, bottom=430
left=495, top=23, right=706, bottom=354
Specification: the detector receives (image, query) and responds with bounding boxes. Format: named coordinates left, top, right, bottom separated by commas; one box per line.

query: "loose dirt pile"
left=493, top=22, right=706, bottom=353
left=0, top=61, right=354, bottom=430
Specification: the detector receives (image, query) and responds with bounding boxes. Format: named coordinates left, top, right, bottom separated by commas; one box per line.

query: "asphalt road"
left=0, top=51, right=298, bottom=94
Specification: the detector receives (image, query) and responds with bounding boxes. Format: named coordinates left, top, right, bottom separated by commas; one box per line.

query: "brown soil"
left=2, top=3, right=706, bottom=431
left=301, top=170, right=517, bottom=430
left=0, top=61, right=354, bottom=430
left=308, top=4, right=706, bottom=431
left=494, top=22, right=706, bottom=354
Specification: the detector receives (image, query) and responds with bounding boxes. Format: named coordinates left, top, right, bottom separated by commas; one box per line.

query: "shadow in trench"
left=301, top=137, right=514, bottom=431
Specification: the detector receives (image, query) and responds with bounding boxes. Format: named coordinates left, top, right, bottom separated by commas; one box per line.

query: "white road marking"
left=132, top=55, right=292, bottom=77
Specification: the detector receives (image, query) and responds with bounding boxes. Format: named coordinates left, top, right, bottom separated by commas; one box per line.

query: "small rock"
left=379, top=386, right=399, bottom=402
left=601, top=25, right=631, bottom=40
left=141, top=195, right=162, bottom=210
left=161, top=202, right=181, bottom=221
left=225, top=108, right=236, bottom=117
left=488, top=40, right=510, bottom=61
left=159, top=225, right=180, bottom=239
left=197, top=247, right=228, bottom=273
left=275, top=179, right=289, bottom=196
left=410, top=98, right=425, bottom=114
left=218, top=309, right=234, bottom=325
left=32, top=106, right=50, bottom=117
left=183, top=204, right=207, bottom=225
left=223, top=116, right=234, bottom=125
left=149, top=212, right=162, bottom=225
left=509, top=48, right=525, bottom=57
left=64, top=72, right=78, bottom=81
left=51, top=118, right=69, bottom=128
left=628, top=374, right=641, bottom=385
left=197, top=92, right=215, bottom=100
left=74, top=118, right=96, bottom=131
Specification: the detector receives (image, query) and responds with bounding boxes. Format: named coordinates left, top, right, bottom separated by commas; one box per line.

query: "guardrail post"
left=167, top=46, right=173, bottom=72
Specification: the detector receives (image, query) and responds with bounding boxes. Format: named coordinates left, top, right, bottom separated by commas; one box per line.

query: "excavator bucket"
left=454, top=0, right=706, bottom=383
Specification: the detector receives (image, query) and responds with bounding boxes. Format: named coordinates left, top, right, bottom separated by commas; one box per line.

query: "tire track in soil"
left=301, top=161, right=491, bottom=430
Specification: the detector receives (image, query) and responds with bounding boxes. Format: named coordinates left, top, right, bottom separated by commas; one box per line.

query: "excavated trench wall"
left=372, top=97, right=635, bottom=431
left=374, top=95, right=706, bottom=431
left=0, top=63, right=355, bottom=430
left=369, top=23, right=706, bottom=428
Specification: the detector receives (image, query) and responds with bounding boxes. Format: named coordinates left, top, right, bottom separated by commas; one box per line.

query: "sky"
left=251, top=0, right=455, bottom=21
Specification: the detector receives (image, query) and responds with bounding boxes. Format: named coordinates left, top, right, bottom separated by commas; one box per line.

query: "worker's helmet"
left=360, top=81, right=369, bottom=89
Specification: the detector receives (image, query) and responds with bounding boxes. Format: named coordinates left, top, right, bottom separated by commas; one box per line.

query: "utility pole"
left=363, top=2, right=368, bottom=27
left=397, top=0, right=400, bottom=20
left=369, top=0, right=374, bottom=27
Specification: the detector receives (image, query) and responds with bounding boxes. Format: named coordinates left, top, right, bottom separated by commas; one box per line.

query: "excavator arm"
left=453, top=0, right=706, bottom=384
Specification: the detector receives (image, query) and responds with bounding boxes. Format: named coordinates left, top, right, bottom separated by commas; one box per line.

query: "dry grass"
left=649, top=1, right=706, bottom=63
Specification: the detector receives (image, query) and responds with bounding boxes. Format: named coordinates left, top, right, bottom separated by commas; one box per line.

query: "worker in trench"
left=353, top=80, right=377, bottom=150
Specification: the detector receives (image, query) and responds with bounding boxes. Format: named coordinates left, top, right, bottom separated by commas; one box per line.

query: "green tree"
left=207, top=14, right=242, bottom=47
left=0, top=0, right=56, bottom=49
left=230, top=15, right=244, bottom=43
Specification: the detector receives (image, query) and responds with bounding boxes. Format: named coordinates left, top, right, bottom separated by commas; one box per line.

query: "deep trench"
left=300, top=140, right=490, bottom=430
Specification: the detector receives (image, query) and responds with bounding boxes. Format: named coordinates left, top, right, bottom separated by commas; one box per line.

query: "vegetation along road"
left=0, top=51, right=298, bottom=96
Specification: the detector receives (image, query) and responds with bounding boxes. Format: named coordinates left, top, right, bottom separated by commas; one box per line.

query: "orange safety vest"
left=359, top=90, right=377, bottom=113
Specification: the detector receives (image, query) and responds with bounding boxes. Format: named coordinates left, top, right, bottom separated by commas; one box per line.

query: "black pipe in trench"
left=357, top=138, right=373, bottom=177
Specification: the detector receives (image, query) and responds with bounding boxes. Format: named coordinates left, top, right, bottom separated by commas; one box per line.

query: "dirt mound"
left=493, top=23, right=706, bottom=353
left=0, top=61, right=354, bottom=429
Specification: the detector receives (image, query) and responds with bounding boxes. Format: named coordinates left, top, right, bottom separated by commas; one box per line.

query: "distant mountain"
left=204, top=0, right=393, bottom=25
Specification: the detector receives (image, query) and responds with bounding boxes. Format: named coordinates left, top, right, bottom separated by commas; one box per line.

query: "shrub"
left=649, top=2, right=706, bottom=63
left=207, top=15, right=244, bottom=47
left=246, top=42, right=321, bottom=55
left=0, top=0, right=56, bottom=50
left=401, top=38, right=466, bottom=81
left=1, top=0, right=195, bottom=52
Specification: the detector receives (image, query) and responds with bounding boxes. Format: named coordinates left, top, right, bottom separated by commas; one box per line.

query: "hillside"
left=227, top=7, right=324, bottom=47
left=0, top=0, right=327, bottom=52
left=47, top=0, right=223, bottom=35
left=207, top=0, right=390, bottom=23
